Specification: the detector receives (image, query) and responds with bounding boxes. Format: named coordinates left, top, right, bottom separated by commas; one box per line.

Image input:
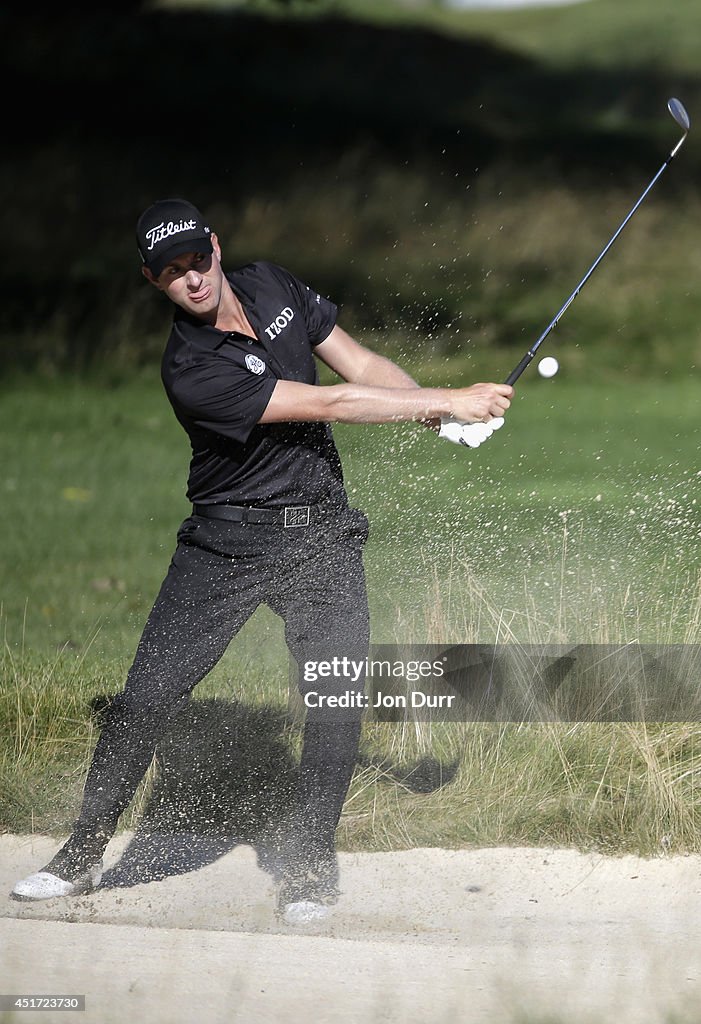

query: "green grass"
left=2, top=371, right=700, bottom=658
left=1, top=372, right=700, bottom=849
left=342, top=717, right=701, bottom=856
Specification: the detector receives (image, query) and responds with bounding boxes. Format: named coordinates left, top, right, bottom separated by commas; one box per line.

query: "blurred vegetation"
left=2, top=0, right=701, bottom=375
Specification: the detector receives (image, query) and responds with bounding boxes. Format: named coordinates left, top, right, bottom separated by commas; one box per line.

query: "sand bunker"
left=2, top=834, right=701, bottom=1023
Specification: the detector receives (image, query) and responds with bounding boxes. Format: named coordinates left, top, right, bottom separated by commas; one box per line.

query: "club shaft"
left=504, top=142, right=684, bottom=386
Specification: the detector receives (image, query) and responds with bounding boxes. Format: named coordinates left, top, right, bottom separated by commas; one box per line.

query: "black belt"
left=193, top=503, right=314, bottom=528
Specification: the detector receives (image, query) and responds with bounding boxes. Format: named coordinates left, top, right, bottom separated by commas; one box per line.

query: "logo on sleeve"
left=245, top=354, right=266, bottom=375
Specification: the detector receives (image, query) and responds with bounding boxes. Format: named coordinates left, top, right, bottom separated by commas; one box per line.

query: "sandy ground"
left=2, top=833, right=701, bottom=1024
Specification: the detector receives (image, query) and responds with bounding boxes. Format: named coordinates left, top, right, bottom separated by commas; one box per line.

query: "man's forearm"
left=352, top=350, right=418, bottom=390
left=314, top=326, right=419, bottom=391
left=320, top=383, right=450, bottom=423
left=259, top=379, right=511, bottom=427
left=350, top=350, right=443, bottom=427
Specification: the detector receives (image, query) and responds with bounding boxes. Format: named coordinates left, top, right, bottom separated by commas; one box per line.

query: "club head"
left=668, top=97, right=691, bottom=133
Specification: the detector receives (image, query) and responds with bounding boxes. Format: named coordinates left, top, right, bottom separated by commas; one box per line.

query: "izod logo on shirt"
left=245, top=354, right=266, bottom=375
left=264, top=306, right=295, bottom=340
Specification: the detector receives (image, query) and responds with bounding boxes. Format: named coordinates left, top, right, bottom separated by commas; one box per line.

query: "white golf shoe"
left=281, top=899, right=333, bottom=926
left=10, top=861, right=103, bottom=901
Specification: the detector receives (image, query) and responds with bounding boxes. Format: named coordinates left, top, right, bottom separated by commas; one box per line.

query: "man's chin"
left=185, top=293, right=216, bottom=316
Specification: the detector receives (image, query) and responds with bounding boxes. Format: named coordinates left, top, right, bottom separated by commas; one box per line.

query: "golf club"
left=456, top=98, right=690, bottom=449
left=504, top=97, right=691, bottom=386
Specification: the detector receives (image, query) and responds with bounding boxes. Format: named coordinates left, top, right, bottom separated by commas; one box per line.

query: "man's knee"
left=91, top=689, right=185, bottom=737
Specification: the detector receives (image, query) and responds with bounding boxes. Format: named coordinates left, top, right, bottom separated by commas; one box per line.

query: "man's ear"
left=142, top=265, right=163, bottom=290
left=211, top=233, right=222, bottom=262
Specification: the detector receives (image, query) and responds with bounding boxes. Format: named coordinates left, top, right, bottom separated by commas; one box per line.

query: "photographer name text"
left=303, top=689, right=455, bottom=709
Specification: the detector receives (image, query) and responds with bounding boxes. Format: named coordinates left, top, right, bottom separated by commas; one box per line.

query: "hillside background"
left=3, top=0, right=701, bottom=378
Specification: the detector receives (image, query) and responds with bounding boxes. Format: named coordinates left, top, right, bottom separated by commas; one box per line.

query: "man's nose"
left=186, top=269, right=203, bottom=287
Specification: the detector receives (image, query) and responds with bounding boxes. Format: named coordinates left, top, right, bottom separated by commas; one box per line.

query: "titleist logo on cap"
left=145, top=219, right=209, bottom=251
left=136, top=199, right=213, bottom=276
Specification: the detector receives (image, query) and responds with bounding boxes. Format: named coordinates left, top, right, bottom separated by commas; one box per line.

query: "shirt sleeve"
left=265, top=263, right=338, bottom=346
left=169, top=358, right=277, bottom=445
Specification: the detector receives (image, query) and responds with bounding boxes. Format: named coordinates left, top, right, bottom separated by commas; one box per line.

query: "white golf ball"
left=537, top=356, right=559, bottom=378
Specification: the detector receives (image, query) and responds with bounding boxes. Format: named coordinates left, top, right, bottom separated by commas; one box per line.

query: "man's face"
left=143, top=233, right=224, bottom=320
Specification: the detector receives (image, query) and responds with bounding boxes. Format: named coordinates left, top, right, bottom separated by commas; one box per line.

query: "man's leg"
left=13, top=529, right=260, bottom=895
left=268, top=510, right=371, bottom=912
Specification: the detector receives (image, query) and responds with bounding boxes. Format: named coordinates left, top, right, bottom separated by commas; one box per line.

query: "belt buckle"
left=284, top=506, right=311, bottom=528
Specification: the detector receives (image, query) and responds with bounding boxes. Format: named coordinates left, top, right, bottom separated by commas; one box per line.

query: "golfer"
left=12, top=200, right=512, bottom=923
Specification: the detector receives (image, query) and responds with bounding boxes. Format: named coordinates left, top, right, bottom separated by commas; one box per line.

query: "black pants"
left=48, top=506, right=370, bottom=887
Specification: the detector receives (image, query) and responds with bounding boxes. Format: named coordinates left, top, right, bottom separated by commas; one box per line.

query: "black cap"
left=136, top=199, right=213, bottom=278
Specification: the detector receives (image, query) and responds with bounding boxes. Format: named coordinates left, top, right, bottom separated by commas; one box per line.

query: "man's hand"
left=436, top=383, right=513, bottom=447
left=447, top=382, right=513, bottom=424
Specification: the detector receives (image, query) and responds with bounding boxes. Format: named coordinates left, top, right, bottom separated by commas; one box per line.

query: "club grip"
left=504, top=352, right=534, bottom=385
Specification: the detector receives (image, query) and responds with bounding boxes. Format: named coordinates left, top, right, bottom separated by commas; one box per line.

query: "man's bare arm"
left=258, top=323, right=513, bottom=427
left=258, top=379, right=512, bottom=426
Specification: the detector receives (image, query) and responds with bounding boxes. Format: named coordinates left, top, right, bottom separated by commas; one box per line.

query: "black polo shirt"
left=161, top=261, right=348, bottom=508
